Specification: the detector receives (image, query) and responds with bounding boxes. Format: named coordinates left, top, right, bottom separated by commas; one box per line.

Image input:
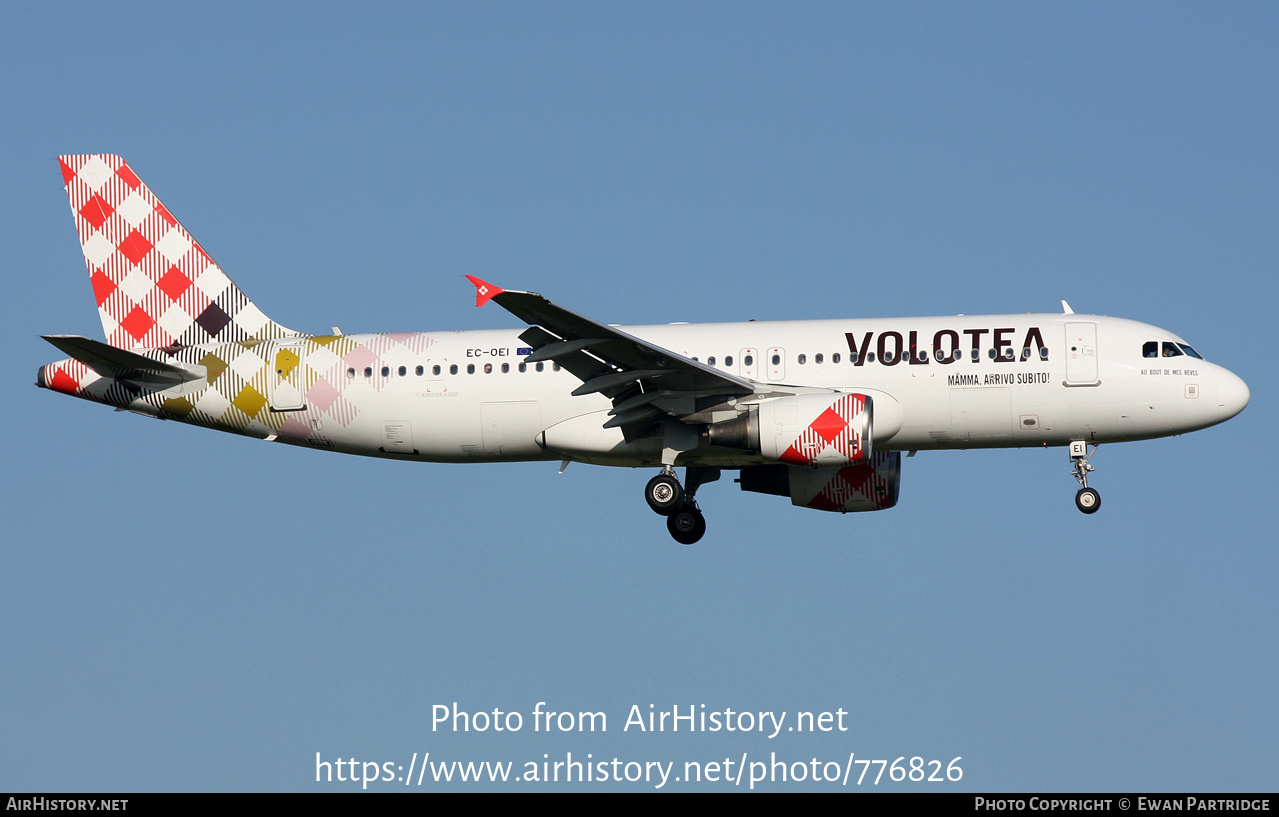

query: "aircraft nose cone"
left=1217, top=369, right=1250, bottom=422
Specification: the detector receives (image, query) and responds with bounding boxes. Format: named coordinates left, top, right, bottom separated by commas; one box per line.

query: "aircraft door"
left=270, top=342, right=307, bottom=411
left=767, top=347, right=785, bottom=381
left=1065, top=322, right=1099, bottom=385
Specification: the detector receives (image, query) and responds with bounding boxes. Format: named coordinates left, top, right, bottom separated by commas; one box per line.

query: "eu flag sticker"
left=517, top=347, right=533, bottom=356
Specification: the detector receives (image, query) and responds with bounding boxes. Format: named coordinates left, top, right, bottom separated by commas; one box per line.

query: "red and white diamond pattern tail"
left=59, top=155, right=296, bottom=350
left=778, top=393, right=869, bottom=467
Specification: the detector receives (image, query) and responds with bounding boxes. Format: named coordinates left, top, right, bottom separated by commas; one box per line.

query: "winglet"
left=465, top=275, right=505, bottom=308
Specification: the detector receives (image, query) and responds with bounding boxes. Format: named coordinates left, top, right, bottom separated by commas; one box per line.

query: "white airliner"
left=39, top=155, right=1250, bottom=543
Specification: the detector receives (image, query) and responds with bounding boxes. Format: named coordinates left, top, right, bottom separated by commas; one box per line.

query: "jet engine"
left=706, top=391, right=901, bottom=466
left=738, top=451, right=902, bottom=512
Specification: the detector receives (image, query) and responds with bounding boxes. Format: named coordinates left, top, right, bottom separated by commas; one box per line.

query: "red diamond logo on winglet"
left=465, top=275, right=505, bottom=307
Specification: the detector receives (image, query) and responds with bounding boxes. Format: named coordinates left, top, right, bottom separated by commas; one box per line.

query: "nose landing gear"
left=1069, top=441, right=1101, bottom=514
left=644, top=466, right=718, bottom=544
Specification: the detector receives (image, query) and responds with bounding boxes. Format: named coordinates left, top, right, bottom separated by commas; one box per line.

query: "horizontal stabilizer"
left=42, top=335, right=204, bottom=384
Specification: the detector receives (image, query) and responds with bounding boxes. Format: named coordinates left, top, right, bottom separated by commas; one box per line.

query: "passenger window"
left=744, top=355, right=753, bottom=366
left=798, top=354, right=806, bottom=364
left=484, top=363, right=492, bottom=374
left=771, top=354, right=781, bottom=366
left=971, top=349, right=980, bottom=362
left=347, top=368, right=355, bottom=378
left=725, top=355, right=733, bottom=366
left=518, top=363, right=527, bottom=373
left=449, top=364, right=458, bottom=375
left=501, top=363, right=509, bottom=373
left=1143, top=341, right=1158, bottom=358
left=832, top=353, right=840, bottom=364
left=553, top=363, right=561, bottom=371
left=364, top=367, right=373, bottom=378
left=536, top=362, right=544, bottom=372
left=467, top=364, right=475, bottom=374
left=381, top=366, right=390, bottom=377
left=415, top=365, right=423, bottom=376
left=708, top=356, right=716, bottom=366
left=398, top=366, right=407, bottom=376
left=433, top=365, right=441, bottom=376
left=815, top=353, right=823, bottom=364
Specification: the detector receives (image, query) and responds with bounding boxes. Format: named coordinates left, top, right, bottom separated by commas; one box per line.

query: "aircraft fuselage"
left=40, top=313, right=1249, bottom=467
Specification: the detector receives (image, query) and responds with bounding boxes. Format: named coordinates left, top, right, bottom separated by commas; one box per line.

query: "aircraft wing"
left=467, top=277, right=756, bottom=434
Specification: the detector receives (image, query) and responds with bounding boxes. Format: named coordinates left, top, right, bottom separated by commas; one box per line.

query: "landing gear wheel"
left=667, top=505, right=706, bottom=545
left=645, top=473, right=684, bottom=515
left=1075, top=487, right=1101, bottom=514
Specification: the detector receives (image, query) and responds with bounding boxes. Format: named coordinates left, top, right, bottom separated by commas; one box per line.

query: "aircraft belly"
left=481, top=401, right=543, bottom=456
left=949, top=388, right=1013, bottom=443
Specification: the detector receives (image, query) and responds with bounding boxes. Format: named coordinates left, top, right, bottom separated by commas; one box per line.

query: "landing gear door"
left=1064, top=322, right=1099, bottom=386
left=270, top=342, right=307, bottom=411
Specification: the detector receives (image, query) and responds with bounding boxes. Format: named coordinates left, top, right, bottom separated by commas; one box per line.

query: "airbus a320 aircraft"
left=39, top=155, right=1250, bottom=543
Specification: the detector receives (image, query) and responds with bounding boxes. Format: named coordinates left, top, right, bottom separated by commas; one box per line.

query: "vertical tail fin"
left=58, top=154, right=297, bottom=350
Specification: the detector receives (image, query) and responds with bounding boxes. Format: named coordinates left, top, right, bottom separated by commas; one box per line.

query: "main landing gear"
left=1069, top=440, right=1101, bottom=514
left=645, top=466, right=718, bottom=544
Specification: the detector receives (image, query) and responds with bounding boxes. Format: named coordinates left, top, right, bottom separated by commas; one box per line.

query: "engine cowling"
left=738, top=451, right=902, bottom=512
left=707, top=392, right=890, bottom=466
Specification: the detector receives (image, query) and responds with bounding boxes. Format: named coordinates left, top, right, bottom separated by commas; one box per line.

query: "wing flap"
left=468, top=276, right=760, bottom=438
left=571, top=369, right=666, bottom=397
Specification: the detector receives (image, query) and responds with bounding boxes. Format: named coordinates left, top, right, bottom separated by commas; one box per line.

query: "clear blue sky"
left=3, top=2, right=1275, bottom=791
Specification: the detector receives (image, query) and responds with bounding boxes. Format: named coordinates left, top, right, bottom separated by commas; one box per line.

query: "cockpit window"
left=1145, top=340, right=1205, bottom=360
